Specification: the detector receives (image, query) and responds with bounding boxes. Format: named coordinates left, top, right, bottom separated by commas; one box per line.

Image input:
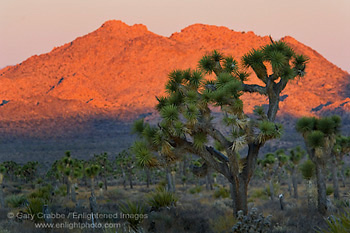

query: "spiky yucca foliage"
left=289, top=146, right=305, bottom=165
left=119, top=201, right=147, bottom=231
left=318, top=210, right=350, bottom=233
left=132, top=40, right=307, bottom=215
left=5, top=194, right=27, bottom=208
left=296, top=116, right=341, bottom=151
left=148, top=187, right=178, bottom=210
left=300, top=159, right=315, bottom=180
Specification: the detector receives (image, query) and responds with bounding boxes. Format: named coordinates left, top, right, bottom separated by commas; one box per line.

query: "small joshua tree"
left=115, top=150, right=135, bottom=190
left=56, top=151, right=84, bottom=202
left=296, top=115, right=341, bottom=215
left=331, top=136, right=350, bottom=199
left=93, top=152, right=113, bottom=191
left=0, top=164, right=6, bottom=207
left=85, top=164, right=100, bottom=195
left=287, top=146, right=306, bottom=199
left=259, top=153, right=277, bottom=200
left=300, top=159, right=316, bottom=208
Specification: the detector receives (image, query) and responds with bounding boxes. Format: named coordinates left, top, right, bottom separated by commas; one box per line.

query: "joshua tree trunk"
left=292, top=169, right=298, bottom=199
left=0, top=178, right=4, bottom=208
left=90, top=178, right=95, bottom=195
left=121, top=169, right=127, bottom=190
left=205, top=172, right=213, bottom=190
left=331, top=158, right=340, bottom=200
left=103, top=175, right=108, bottom=191
left=99, top=188, right=104, bottom=198
left=269, top=179, right=275, bottom=201
left=228, top=142, right=261, bottom=216
left=166, top=167, right=175, bottom=193
left=230, top=177, right=249, bottom=215
left=145, top=168, right=151, bottom=188
left=306, top=180, right=313, bottom=208
left=315, top=164, right=327, bottom=215
left=287, top=176, right=292, bottom=196
left=171, top=171, right=176, bottom=191
left=66, top=176, right=71, bottom=196
left=340, top=169, right=346, bottom=188
left=127, top=170, right=133, bottom=189
left=71, top=183, right=77, bottom=203
left=182, top=157, right=188, bottom=177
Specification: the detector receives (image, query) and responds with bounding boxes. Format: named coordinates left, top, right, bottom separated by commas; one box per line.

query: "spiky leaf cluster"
left=275, top=149, right=288, bottom=166
left=333, top=136, right=350, bottom=160
left=132, top=141, right=158, bottom=168
left=300, top=159, right=315, bottom=180
left=85, top=164, right=100, bottom=178
left=289, top=146, right=305, bottom=165
left=243, top=41, right=308, bottom=83
left=296, top=116, right=341, bottom=149
left=261, top=153, right=276, bottom=167
left=257, top=121, right=283, bottom=143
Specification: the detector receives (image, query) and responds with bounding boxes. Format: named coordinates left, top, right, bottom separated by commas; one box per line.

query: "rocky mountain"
left=0, top=20, right=349, bottom=161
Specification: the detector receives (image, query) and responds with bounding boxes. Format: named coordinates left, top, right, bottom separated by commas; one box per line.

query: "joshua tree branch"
left=242, top=84, right=267, bottom=95
left=172, top=136, right=231, bottom=181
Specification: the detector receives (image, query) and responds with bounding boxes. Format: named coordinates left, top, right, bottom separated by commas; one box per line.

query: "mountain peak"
left=99, top=20, right=149, bottom=34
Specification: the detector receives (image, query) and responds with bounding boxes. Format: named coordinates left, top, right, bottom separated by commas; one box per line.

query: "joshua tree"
left=56, top=151, right=84, bottom=202
left=20, top=161, right=39, bottom=183
left=287, top=146, right=306, bottom=199
left=275, top=149, right=288, bottom=185
left=300, top=159, right=315, bottom=208
left=85, top=164, right=100, bottom=195
left=0, top=164, right=6, bottom=207
left=296, top=115, right=341, bottom=215
left=331, top=136, right=350, bottom=199
left=259, top=153, right=278, bottom=200
left=93, top=152, right=113, bottom=191
left=115, top=150, right=135, bottom=189
left=68, top=160, right=84, bottom=203
left=57, top=151, right=74, bottom=195
left=133, top=40, right=308, bottom=215
left=2, top=161, right=20, bottom=182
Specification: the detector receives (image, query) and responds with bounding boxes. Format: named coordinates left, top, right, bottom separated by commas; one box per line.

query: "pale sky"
left=1, top=0, right=349, bottom=72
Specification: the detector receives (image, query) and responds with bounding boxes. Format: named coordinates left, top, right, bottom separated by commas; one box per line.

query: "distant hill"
left=0, top=20, right=349, bottom=161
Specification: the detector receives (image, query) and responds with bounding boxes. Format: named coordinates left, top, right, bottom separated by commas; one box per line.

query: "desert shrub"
left=317, top=210, right=350, bottom=233
left=29, top=184, right=53, bottom=202
left=118, top=201, right=147, bottom=231
left=54, top=184, right=67, bottom=197
left=189, top=185, right=203, bottom=194
left=213, top=187, right=230, bottom=199
left=157, top=179, right=167, bottom=189
left=210, top=212, right=237, bottom=233
left=326, top=186, right=334, bottom=196
left=25, top=198, right=44, bottom=222
left=105, top=188, right=127, bottom=201
left=146, top=199, right=214, bottom=233
left=148, top=187, right=177, bottom=210
left=5, top=194, right=27, bottom=208
left=232, top=208, right=272, bottom=233
left=250, top=188, right=269, bottom=201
